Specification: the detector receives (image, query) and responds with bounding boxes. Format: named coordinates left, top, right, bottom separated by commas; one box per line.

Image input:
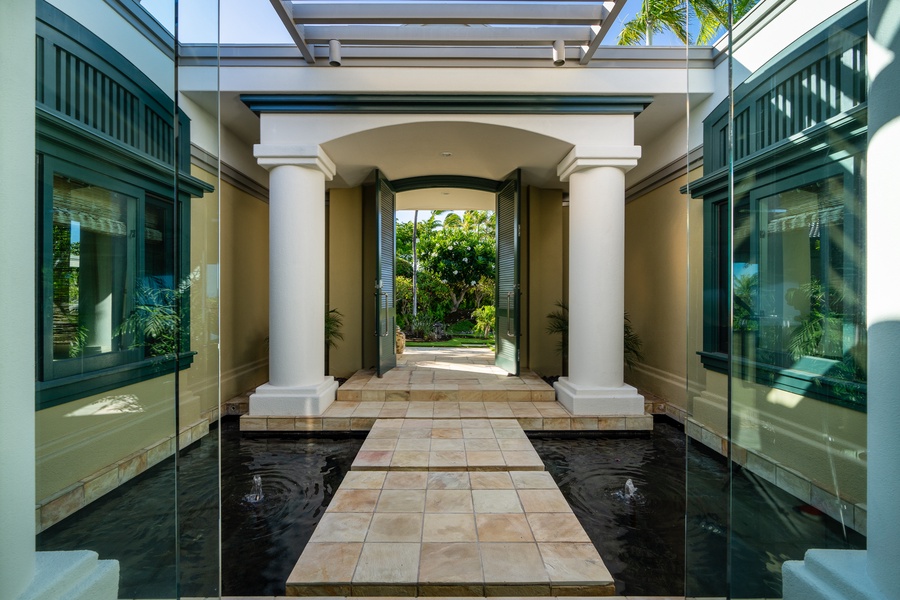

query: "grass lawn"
left=405, top=336, right=494, bottom=348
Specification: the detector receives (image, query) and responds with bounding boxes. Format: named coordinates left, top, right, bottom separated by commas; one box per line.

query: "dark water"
left=530, top=423, right=687, bottom=596
left=38, top=417, right=863, bottom=598
left=530, top=419, right=865, bottom=597
left=37, top=420, right=364, bottom=598
left=219, top=426, right=364, bottom=596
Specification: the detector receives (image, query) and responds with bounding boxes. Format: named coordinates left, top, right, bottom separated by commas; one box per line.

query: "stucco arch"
left=256, top=112, right=638, bottom=188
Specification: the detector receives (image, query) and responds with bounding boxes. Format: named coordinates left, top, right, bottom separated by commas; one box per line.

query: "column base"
left=783, top=549, right=888, bottom=600
left=249, top=378, right=338, bottom=416
left=17, top=551, right=119, bottom=600
left=554, top=378, right=644, bottom=416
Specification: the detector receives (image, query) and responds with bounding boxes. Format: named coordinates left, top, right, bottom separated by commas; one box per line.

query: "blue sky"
left=162, top=0, right=698, bottom=46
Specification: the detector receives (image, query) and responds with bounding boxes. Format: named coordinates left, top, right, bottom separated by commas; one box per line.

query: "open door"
left=495, top=170, right=520, bottom=375
left=375, top=170, right=397, bottom=377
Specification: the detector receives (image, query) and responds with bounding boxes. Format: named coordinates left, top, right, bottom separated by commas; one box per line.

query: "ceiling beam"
left=580, top=1, right=625, bottom=63
left=304, top=25, right=594, bottom=45
left=268, top=0, right=314, bottom=63
left=287, top=2, right=606, bottom=26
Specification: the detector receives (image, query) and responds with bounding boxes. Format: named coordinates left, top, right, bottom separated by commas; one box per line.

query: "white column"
left=1, top=2, right=37, bottom=595
left=249, top=146, right=338, bottom=416
left=782, top=1, right=898, bottom=598
left=3, top=4, right=119, bottom=599
left=553, top=146, right=645, bottom=416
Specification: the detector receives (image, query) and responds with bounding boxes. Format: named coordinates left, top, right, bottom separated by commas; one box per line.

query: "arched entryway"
left=244, top=95, right=647, bottom=418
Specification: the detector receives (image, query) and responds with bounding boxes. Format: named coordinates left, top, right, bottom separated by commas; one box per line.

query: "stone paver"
left=286, top=417, right=616, bottom=597
left=351, top=419, right=543, bottom=472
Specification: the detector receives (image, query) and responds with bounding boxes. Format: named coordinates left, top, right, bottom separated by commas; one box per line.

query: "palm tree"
left=617, top=0, right=758, bottom=46
left=618, top=0, right=687, bottom=45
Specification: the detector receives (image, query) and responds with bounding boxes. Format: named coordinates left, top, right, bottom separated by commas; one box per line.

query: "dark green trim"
left=37, top=109, right=213, bottom=198
left=37, top=352, right=195, bottom=411
left=690, top=106, right=867, bottom=198
left=240, top=94, right=652, bottom=116
left=33, top=5, right=214, bottom=407
left=37, top=1, right=198, bottom=173
left=699, top=1, right=867, bottom=172
left=392, top=175, right=502, bottom=194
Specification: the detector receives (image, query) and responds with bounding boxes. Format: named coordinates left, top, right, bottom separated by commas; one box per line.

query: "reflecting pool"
left=38, top=417, right=862, bottom=597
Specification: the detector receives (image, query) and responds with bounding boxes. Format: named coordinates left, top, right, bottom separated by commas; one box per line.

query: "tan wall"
left=733, top=373, right=866, bottom=503
left=181, top=166, right=220, bottom=421
left=525, top=187, right=565, bottom=376
left=219, top=175, right=269, bottom=399
left=679, top=167, right=866, bottom=508
left=36, top=375, right=177, bottom=502
left=35, top=167, right=221, bottom=505
left=624, top=174, right=689, bottom=408
left=328, top=188, right=365, bottom=378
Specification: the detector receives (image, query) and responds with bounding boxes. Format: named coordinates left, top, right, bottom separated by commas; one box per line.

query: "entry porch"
left=241, top=348, right=653, bottom=432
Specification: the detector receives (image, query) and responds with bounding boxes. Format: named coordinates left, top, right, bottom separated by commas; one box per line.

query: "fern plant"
left=545, top=301, right=645, bottom=373
left=325, top=308, right=344, bottom=350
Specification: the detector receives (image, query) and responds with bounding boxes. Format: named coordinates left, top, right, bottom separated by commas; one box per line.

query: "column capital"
left=557, top=145, right=641, bottom=182
left=254, top=144, right=337, bottom=180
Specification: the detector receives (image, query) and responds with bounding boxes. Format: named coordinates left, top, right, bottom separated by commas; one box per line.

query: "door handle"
left=381, top=292, right=389, bottom=337
left=506, top=291, right=514, bottom=337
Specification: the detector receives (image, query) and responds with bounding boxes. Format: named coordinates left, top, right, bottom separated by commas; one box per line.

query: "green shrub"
left=448, top=320, right=474, bottom=335
left=472, top=305, right=495, bottom=338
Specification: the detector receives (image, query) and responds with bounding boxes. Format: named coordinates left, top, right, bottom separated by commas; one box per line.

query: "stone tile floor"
left=351, top=419, right=544, bottom=471
left=285, top=418, right=615, bottom=597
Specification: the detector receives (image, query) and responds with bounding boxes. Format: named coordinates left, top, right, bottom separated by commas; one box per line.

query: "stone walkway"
left=286, top=418, right=615, bottom=597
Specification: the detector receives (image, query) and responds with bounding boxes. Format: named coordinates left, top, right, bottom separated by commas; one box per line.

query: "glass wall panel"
left=686, top=1, right=868, bottom=597
left=33, top=0, right=221, bottom=597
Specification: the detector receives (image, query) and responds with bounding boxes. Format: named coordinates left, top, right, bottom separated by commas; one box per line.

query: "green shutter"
left=375, top=171, right=397, bottom=377
left=495, top=170, right=520, bottom=375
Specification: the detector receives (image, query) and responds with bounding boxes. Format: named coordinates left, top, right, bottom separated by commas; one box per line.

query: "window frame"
left=698, top=156, right=867, bottom=411
left=35, top=150, right=195, bottom=411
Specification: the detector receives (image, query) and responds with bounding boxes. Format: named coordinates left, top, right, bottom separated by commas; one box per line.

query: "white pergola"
left=268, top=0, right=626, bottom=64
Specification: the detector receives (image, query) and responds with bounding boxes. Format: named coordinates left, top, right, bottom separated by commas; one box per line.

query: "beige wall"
left=692, top=369, right=867, bottom=505
left=328, top=187, right=365, bottom=378
left=525, top=187, right=565, bottom=376
left=35, top=375, right=177, bottom=502
left=624, top=174, right=689, bottom=408
left=182, top=167, right=220, bottom=421
left=219, top=175, right=269, bottom=400
left=677, top=167, right=867, bottom=507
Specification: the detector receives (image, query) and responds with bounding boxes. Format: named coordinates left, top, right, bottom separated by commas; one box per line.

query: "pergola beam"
left=304, top=25, right=594, bottom=46
left=580, top=1, right=625, bottom=63
left=287, top=2, right=607, bottom=26
left=269, top=0, right=314, bottom=63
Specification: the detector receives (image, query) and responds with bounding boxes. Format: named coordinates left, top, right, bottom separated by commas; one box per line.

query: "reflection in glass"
left=52, top=175, right=133, bottom=360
